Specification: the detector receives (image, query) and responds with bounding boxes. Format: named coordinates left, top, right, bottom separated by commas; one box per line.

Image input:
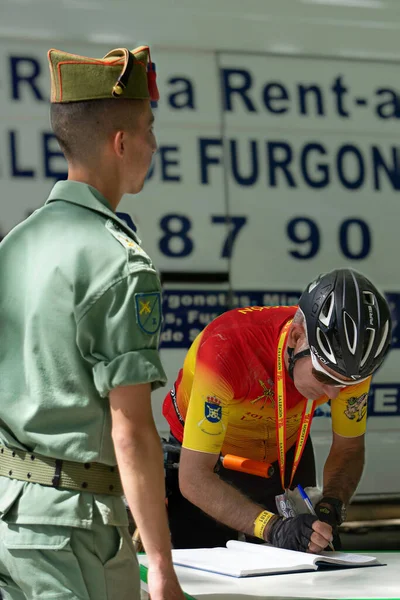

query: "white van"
left=1, top=0, right=399, bottom=502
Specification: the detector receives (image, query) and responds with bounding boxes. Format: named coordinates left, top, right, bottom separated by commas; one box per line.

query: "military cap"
left=47, top=45, right=159, bottom=103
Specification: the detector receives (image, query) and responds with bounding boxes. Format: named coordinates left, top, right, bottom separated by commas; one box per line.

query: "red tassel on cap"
left=147, top=62, right=159, bottom=101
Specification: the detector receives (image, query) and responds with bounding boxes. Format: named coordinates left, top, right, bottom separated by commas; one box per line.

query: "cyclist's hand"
left=147, top=564, right=185, bottom=600
left=315, top=501, right=342, bottom=550
left=266, top=514, right=333, bottom=553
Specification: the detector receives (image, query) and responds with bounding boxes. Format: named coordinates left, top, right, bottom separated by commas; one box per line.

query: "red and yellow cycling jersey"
left=162, top=306, right=371, bottom=464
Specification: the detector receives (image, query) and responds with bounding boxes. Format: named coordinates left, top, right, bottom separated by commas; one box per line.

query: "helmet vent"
left=319, top=292, right=335, bottom=327
left=374, top=320, right=390, bottom=359
left=316, top=328, right=337, bottom=363
left=363, top=291, right=376, bottom=306
left=360, top=327, right=376, bottom=368
left=343, top=311, right=357, bottom=355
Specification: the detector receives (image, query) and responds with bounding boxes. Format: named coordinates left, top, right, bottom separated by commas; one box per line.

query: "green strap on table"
left=139, top=564, right=196, bottom=600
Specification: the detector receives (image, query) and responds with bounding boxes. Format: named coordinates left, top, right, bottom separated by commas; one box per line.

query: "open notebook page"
left=226, top=540, right=379, bottom=566
left=171, top=546, right=322, bottom=577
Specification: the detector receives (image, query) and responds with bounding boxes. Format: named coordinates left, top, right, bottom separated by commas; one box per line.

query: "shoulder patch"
left=135, top=292, right=162, bottom=335
left=105, top=220, right=145, bottom=255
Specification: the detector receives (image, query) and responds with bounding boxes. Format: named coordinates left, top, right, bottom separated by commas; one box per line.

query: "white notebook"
left=171, top=540, right=381, bottom=578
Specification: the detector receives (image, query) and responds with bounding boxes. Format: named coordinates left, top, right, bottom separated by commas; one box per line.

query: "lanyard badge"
left=275, top=491, right=296, bottom=518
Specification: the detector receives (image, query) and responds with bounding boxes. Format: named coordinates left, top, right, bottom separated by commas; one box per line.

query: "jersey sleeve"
left=182, top=337, right=234, bottom=455
left=76, top=270, right=166, bottom=397
left=331, top=377, right=371, bottom=437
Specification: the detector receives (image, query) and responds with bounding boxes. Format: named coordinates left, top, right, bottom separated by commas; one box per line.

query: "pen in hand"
left=297, top=484, right=335, bottom=552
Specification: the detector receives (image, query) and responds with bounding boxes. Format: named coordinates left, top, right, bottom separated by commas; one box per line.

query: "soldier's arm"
left=110, top=382, right=183, bottom=598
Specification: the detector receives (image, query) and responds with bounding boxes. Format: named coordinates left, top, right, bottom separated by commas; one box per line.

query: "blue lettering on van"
left=159, top=290, right=400, bottom=351
left=196, top=138, right=400, bottom=191
left=43, top=133, right=67, bottom=179
left=9, top=56, right=45, bottom=101
left=9, top=131, right=35, bottom=178
left=168, top=77, right=196, bottom=110
left=199, top=138, right=223, bottom=184
left=146, top=146, right=182, bottom=183
left=219, top=67, right=400, bottom=121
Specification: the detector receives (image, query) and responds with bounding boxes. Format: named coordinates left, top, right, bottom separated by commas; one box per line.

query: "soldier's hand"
left=147, top=564, right=185, bottom=600
left=265, top=514, right=333, bottom=553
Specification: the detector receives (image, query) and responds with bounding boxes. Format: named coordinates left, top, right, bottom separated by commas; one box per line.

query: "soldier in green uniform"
left=0, top=46, right=184, bottom=600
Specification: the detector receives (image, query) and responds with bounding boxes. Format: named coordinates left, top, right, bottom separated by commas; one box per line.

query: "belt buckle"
left=51, top=458, right=63, bottom=488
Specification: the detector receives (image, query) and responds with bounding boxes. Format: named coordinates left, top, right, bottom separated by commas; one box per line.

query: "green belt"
left=0, top=446, right=123, bottom=496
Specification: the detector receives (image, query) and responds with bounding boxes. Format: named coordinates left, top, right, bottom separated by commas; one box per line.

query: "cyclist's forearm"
left=181, top=469, right=266, bottom=538
left=323, top=444, right=364, bottom=504
left=113, top=424, right=173, bottom=566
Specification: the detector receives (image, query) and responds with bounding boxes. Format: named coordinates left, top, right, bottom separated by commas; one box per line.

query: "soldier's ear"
left=113, top=131, right=125, bottom=158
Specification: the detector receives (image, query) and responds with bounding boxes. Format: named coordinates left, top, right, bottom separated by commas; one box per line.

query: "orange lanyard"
left=275, top=319, right=316, bottom=490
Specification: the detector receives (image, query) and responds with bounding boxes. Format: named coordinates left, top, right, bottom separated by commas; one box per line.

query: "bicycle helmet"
left=298, top=268, right=392, bottom=380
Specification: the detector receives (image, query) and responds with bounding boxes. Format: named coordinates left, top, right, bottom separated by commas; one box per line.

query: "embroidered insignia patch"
left=250, top=378, right=275, bottom=409
left=106, top=220, right=144, bottom=254
left=204, top=402, right=222, bottom=423
left=135, top=292, right=162, bottom=335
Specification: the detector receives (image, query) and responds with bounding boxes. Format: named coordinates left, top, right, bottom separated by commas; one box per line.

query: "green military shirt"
left=0, top=180, right=167, bottom=527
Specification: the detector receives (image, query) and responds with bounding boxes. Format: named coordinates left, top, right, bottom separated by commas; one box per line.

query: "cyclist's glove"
left=315, top=502, right=342, bottom=551
left=266, top=514, right=318, bottom=552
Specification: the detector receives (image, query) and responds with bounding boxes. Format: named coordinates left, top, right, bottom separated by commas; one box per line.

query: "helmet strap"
left=287, top=347, right=311, bottom=380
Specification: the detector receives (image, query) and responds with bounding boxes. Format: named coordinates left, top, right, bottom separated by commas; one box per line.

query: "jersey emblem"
left=135, top=292, right=162, bottom=335
left=207, top=395, right=221, bottom=406
left=344, top=393, right=368, bottom=422
left=250, top=379, right=275, bottom=409
left=204, top=402, right=222, bottom=423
